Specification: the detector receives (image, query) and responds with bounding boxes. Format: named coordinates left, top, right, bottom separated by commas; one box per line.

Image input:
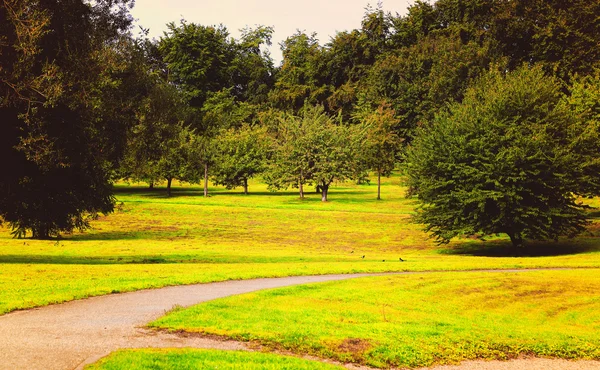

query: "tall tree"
left=0, top=0, right=136, bottom=238
left=406, top=66, right=593, bottom=248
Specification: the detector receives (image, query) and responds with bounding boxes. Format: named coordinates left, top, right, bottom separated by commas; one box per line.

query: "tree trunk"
left=377, top=171, right=381, bottom=200
left=298, top=171, right=304, bottom=199
left=321, top=183, right=329, bottom=202
left=166, top=177, right=172, bottom=197
left=508, top=232, right=523, bottom=248
left=203, top=162, right=209, bottom=197
left=149, top=181, right=154, bottom=190
left=32, top=225, right=50, bottom=239
left=243, top=178, right=248, bottom=195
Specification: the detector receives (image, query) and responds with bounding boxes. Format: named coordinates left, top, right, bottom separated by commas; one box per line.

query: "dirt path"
left=0, top=270, right=598, bottom=370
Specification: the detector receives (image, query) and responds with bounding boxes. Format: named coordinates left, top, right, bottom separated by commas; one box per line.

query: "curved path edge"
left=0, top=269, right=598, bottom=370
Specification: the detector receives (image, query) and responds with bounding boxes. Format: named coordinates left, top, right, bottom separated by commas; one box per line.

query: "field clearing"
left=151, top=270, right=600, bottom=368
left=1, top=174, right=600, bottom=314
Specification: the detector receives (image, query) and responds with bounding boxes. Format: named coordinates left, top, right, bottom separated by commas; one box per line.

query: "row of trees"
left=122, top=103, right=401, bottom=202
left=1, top=0, right=599, bottom=244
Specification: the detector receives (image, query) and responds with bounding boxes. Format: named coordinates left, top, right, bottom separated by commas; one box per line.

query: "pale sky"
left=129, top=0, right=414, bottom=65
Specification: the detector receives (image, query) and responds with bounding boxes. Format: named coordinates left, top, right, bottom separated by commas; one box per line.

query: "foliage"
left=212, top=124, right=271, bottom=194
left=562, top=70, right=600, bottom=197
left=122, top=78, right=189, bottom=192
left=0, top=0, right=136, bottom=238
left=406, top=66, right=592, bottom=247
left=354, top=103, right=403, bottom=199
left=266, top=105, right=360, bottom=201
left=269, top=32, right=327, bottom=112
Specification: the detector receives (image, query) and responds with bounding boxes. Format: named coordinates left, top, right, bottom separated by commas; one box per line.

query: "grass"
left=150, top=270, right=600, bottom=368
left=1, top=173, right=600, bottom=314
left=85, top=348, right=344, bottom=369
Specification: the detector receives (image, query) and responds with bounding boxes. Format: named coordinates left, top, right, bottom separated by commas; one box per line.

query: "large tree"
left=0, top=0, right=136, bottom=238
left=406, top=66, right=593, bottom=248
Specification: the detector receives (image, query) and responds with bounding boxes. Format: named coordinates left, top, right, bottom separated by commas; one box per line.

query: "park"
left=1, top=0, right=600, bottom=369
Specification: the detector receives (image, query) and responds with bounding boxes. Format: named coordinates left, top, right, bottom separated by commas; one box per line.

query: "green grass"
left=1, top=174, right=600, bottom=314
left=85, top=348, right=343, bottom=369
left=150, top=270, right=600, bottom=368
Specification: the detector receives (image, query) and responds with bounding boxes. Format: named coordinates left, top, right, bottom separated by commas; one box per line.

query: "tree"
left=122, top=77, right=189, bottom=193
left=563, top=70, right=600, bottom=197
left=212, top=124, right=270, bottom=195
left=355, top=103, right=403, bottom=200
left=405, top=66, right=592, bottom=248
left=265, top=109, right=322, bottom=199
left=0, top=0, right=136, bottom=238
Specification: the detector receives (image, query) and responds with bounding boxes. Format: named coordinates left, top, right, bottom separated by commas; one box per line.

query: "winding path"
left=0, top=270, right=599, bottom=370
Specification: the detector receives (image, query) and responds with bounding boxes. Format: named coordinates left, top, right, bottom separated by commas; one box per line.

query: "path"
left=0, top=270, right=598, bottom=370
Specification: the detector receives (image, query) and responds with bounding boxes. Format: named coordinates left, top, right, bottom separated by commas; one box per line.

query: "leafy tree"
left=406, top=66, right=592, bottom=248
left=363, top=33, right=494, bottom=142
left=212, top=124, right=270, bottom=195
left=562, top=70, right=600, bottom=197
left=269, top=32, right=328, bottom=112
left=0, top=0, right=135, bottom=238
left=122, top=76, right=189, bottom=189
left=355, top=103, right=403, bottom=200
left=265, top=110, right=321, bottom=199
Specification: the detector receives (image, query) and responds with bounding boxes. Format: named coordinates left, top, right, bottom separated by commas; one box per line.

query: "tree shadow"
left=440, top=238, right=600, bottom=257
left=0, top=254, right=173, bottom=265
left=66, top=230, right=180, bottom=241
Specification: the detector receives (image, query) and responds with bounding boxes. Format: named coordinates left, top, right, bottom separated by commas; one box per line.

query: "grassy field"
left=86, top=348, right=343, bottom=369
left=1, top=174, right=600, bottom=314
left=150, top=270, right=600, bottom=368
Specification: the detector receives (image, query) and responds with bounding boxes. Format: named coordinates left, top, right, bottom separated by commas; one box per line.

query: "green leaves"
left=406, top=66, right=591, bottom=247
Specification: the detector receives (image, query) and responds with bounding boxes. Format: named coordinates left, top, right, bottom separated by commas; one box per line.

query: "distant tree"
left=563, top=70, right=600, bottom=197
left=406, top=66, right=592, bottom=248
left=269, top=32, right=328, bottom=112
left=265, top=109, right=321, bottom=199
left=212, top=124, right=270, bottom=195
left=355, top=103, right=403, bottom=200
left=122, top=79, right=189, bottom=192
left=0, top=0, right=136, bottom=238
left=362, top=33, right=494, bottom=142
left=156, top=125, right=193, bottom=197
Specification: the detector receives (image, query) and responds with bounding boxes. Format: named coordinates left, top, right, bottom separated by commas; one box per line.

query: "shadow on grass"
left=0, top=255, right=173, bottom=265
left=441, top=238, right=600, bottom=257
left=0, top=254, right=323, bottom=265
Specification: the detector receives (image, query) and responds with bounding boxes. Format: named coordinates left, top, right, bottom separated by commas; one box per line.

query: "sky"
left=129, top=0, right=413, bottom=65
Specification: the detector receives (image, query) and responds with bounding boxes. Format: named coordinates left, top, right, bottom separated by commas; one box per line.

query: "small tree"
left=356, top=103, right=403, bottom=200
left=266, top=105, right=359, bottom=202
left=406, top=66, right=591, bottom=248
left=265, top=109, right=324, bottom=199
left=212, top=124, right=270, bottom=194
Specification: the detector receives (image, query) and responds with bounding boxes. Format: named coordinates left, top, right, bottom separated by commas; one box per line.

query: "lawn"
left=1, top=174, right=600, bottom=314
left=85, top=348, right=344, bottom=370
left=150, top=270, right=600, bottom=368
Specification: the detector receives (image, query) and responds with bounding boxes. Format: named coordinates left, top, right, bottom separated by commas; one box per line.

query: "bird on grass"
left=399, top=257, right=405, bottom=262
left=361, top=255, right=365, bottom=259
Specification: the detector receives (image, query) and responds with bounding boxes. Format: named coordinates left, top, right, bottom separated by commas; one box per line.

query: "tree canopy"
left=405, top=66, right=593, bottom=247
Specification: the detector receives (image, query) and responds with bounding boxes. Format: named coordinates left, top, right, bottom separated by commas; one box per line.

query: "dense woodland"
left=1, top=0, right=599, bottom=246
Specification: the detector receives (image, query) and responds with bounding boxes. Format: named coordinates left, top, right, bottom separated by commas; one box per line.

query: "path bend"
left=1, top=269, right=599, bottom=370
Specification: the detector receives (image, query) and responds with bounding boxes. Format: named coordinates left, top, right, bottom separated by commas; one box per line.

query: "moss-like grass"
left=151, top=270, right=600, bottom=368
left=1, top=174, right=600, bottom=314
left=85, top=348, right=343, bottom=369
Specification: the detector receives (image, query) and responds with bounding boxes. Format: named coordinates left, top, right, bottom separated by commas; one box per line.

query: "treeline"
left=1, top=0, right=599, bottom=241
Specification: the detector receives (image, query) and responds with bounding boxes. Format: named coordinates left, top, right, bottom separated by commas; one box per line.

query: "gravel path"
left=0, top=270, right=598, bottom=370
